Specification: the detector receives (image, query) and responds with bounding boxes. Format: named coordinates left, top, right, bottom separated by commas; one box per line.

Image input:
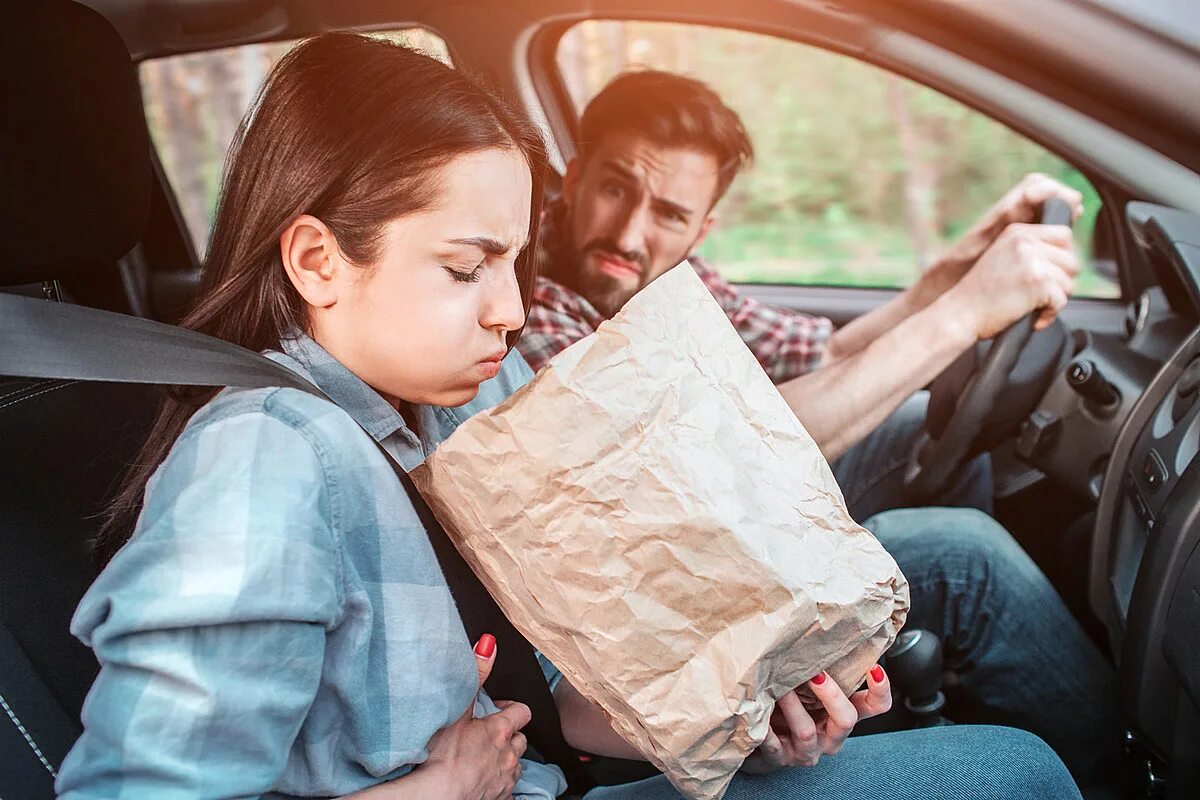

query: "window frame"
left=135, top=24, right=456, bottom=263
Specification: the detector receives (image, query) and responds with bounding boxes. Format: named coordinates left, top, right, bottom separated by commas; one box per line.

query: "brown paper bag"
left=412, top=263, right=909, bottom=800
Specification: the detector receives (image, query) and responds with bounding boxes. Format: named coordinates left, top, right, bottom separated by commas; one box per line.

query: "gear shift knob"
left=885, top=629, right=947, bottom=726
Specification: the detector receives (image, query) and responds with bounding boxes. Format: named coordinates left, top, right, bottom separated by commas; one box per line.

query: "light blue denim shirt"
left=56, top=333, right=568, bottom=800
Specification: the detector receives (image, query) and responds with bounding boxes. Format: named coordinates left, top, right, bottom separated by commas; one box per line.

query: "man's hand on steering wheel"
left=913, top=173, right=1084, bottom=306
left=946, top=221, right=1081, bottom=340
left=904, top=197, right=1079, bottom=501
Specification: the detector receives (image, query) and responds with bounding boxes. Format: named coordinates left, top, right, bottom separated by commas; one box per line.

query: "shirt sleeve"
left=56, top=404, right=343, bottom=800
left=516, top=300, right=594, bottom=373
left=534, top=650, right=565, bottom=694
left=690, top=258, right=835, bottom=383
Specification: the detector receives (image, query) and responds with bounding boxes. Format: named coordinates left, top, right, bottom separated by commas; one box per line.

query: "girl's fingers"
left=807, top=672, right=858, bottom=754
left=757, top=726, right=786, bottom=769
left=473, top=633, right=496, bottom=687
left=775, top=691, right=821, bottom=767
left=850, top=664, right=893, bottom=720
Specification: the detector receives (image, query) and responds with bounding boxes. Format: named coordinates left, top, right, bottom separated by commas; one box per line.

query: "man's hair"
left=578, top=70, right=754, bottom=203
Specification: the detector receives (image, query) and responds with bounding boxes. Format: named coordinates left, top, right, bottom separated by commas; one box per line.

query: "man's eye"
left=601, top=180, right=626, bottom=198
left=445, top=263, right=484, bottom=283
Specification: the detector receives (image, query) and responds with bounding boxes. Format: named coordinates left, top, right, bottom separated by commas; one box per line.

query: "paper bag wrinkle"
left=412, top=263, right=909, bottom=800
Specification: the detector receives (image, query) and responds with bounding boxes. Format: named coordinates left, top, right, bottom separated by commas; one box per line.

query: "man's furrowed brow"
left=600, top=160, right=639, bottom=182
left=447, top=235, right=527, bottom=256
left=656, top=197, right=695, bottom=219
left=601, top=160, right=694, bottom=217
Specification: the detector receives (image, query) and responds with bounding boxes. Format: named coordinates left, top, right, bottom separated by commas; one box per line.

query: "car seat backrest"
left=1, top=2, right=159, bottom=795
left=2, top=0, right=152, bottom=310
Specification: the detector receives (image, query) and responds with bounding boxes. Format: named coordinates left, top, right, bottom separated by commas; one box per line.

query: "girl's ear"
left=281, top=215, right=341, bottom=308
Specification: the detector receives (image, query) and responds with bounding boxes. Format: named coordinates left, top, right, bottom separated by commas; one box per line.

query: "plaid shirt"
left=521, top=202, right=833, bottom=382
left=56, top=334, right=566, bottom=800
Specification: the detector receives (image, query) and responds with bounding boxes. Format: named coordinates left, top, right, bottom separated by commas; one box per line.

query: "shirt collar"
left=271, top=332, right=417, bottom=448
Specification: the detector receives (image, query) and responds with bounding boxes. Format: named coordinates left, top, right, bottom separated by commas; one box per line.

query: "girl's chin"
left=425, top=380, right=483, bottom=409
left=375, top=377, right=481, bottom=411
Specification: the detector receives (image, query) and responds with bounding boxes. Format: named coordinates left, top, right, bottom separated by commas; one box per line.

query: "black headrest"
left=1, top=1, right=152, bottom=286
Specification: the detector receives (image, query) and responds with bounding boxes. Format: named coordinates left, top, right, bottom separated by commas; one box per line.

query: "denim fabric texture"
left=831, top=390, right=993, bottom=522
left=584, top=725, right=1082, bottom=800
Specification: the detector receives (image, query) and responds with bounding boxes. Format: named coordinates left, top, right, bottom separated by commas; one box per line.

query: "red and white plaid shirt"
left=518, top=257, right=833, bottom=383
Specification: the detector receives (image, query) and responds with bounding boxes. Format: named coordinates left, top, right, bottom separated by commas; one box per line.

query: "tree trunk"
left=886, top=75, right=938, bottom=270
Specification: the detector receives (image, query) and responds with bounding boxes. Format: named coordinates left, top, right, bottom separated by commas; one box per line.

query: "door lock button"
left=1141, top=449, right=1168, bottom=494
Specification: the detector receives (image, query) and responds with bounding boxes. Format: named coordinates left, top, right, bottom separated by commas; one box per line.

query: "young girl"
left=56, top=34, right=1081, bottom=800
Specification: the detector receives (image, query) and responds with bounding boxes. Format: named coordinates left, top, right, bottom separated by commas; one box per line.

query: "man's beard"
left=556, top=206, right=698, bottom=319
left=559, top=212, right=651, bottom=318
left=574, top=259, right=642, bottom=319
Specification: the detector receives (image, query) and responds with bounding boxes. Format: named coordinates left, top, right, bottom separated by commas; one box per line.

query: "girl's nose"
left=482, top=263, right=525, bottom=333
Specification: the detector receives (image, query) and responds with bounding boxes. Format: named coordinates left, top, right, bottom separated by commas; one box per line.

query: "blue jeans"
left=583, top=725, right=1080, bottom=800
left=832, top=392, right=993, bottom=522
left=865, top=508, right=1122, bottom=786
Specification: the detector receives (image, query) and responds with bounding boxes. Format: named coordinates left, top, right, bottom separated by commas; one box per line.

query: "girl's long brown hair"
left=98, top=33, right=549, bottom=565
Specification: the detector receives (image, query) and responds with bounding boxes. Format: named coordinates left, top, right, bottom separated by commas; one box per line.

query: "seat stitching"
left=0, top=380, right=80, bottom=412
left=0, top=379, right=57, bottom=404
left=0, top=690, right=58, bottom=778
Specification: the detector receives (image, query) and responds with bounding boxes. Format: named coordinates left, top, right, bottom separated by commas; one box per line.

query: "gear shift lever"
left=885, top=629, right=948, bottom=726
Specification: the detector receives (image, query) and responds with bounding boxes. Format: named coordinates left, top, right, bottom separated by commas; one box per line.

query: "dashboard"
left=1034, top=202, right=1200, bottom=769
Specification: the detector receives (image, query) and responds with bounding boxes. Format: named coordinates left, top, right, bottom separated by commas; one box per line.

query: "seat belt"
left=0, top=293, right=594, bottom=795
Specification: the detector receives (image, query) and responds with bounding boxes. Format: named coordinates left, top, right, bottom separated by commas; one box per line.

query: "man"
left=520, top=71, right=1120, bottom=789
left=518, top=70, right=1083, bottom=522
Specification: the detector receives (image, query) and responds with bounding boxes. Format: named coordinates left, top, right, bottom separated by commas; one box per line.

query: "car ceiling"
left=81, top=0, right=1200, bottom=210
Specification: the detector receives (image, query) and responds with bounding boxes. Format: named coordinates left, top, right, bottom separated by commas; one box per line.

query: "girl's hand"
left=742, top=664, right=891, bottom=774
left=425, top=634, right=530, bottom=800
left=340, top=635, right=530, bottom=800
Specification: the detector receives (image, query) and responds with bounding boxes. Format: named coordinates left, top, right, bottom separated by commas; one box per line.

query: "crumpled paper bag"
left=411, top=263, right=909, bottom=800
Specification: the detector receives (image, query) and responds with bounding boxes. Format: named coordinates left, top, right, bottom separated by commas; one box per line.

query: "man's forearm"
left=554, top=679, right=646, bottom=760
left=825, top=245, right=985, bottom=366
left=780, top=293, right=977, bottom=461
left=824, top=287, right=927, bottom=365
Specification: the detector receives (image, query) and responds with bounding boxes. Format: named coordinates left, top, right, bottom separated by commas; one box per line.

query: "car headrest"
left=2, top=1, right=152, bottom=286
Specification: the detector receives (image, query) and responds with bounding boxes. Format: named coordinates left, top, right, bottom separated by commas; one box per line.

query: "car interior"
left=2, top=1, right=1199, bottom=798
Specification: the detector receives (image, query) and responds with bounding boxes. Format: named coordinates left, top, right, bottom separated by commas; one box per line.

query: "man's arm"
left=822, top=288, right=928, bottom=366
left=781, top=292, right=976, bottom=460
left=822, top=173, right=1085, bottom=367
left=783, top=222, right=1079, bottom=461
left=553, top=679, right=647, bottom=760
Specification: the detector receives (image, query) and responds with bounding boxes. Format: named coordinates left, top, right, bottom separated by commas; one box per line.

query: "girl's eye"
left=445, top=263, right=484, bottom=283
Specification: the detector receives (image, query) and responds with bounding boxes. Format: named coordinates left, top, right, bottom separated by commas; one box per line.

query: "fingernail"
left=474, top=633, right=496, bottom=658
left=811, top=671, right=827, bottom=686
left=870, top=665, right=885, bottom=683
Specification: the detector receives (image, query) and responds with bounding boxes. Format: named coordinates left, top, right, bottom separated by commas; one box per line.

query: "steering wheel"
left=903, top=198, right=1075, bottom=502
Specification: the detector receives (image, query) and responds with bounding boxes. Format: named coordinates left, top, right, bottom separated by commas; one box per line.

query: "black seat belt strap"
left=0, top=293, right=594, bottom=794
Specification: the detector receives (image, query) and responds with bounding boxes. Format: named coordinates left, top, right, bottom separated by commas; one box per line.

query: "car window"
left=556, top=21, right=1117, bottom=298
left=140, top=29, right=451, bottom=257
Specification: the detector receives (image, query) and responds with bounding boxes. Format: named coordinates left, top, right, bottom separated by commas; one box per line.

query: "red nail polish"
left=811, top=671, right=827, bottom=686
left=474, top=633, right=496, bottom=658
left=870, top=665, right=885, bottom=683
